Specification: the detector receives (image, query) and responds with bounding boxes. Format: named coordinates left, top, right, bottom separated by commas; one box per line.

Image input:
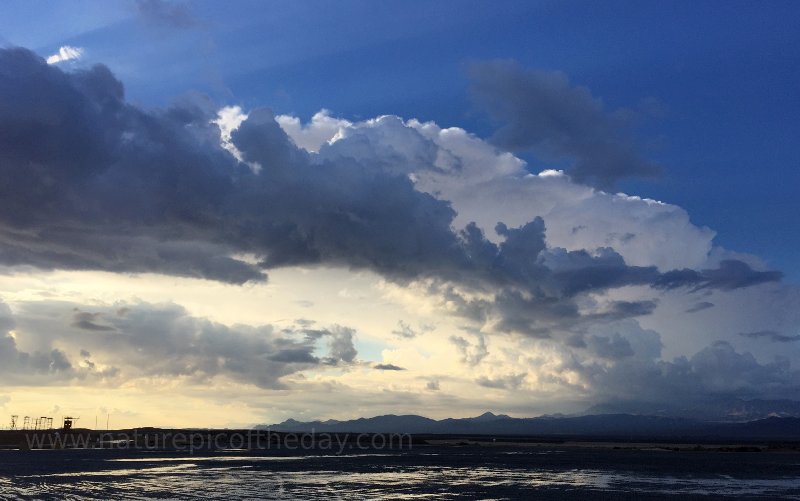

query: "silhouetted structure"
left=63, top=416, right=78, bottom=431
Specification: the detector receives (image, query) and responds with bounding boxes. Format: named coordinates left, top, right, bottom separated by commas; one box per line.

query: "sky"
left=0, top=0, right=799, bottom=428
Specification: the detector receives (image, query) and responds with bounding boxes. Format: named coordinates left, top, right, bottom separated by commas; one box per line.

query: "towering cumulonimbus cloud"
left=0, top=47, right=784, bottom=333
left=1, top=46, right=798, bottom=410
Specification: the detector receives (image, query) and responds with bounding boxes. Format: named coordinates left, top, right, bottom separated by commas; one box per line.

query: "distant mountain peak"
left=473, top=411, right=511, bottom=421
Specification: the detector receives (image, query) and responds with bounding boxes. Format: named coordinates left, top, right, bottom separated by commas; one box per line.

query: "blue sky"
left=3, top=0, right=796, bottom=279
left=2, top=1, right=800, bottom=426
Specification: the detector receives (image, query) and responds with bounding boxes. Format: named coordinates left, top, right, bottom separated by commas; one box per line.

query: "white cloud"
left=45, top=45, right=83, bottom=65
left=276, top=109, right=351, bottom=153
left=283, top=111, right=715, bottom=271
left=213, top=105, right=261, bottom=173
left=276, top=110, right=800, bottom=400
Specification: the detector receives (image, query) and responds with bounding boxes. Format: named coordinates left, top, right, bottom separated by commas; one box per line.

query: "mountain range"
left=261, top=410, right=800, bottom=441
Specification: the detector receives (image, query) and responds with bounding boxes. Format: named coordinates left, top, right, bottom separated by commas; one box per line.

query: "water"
left=0, top=446, right=798, bottom=499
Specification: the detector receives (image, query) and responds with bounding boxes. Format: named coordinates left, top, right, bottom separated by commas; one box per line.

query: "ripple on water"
left=0, top=451, right=798, bottom=500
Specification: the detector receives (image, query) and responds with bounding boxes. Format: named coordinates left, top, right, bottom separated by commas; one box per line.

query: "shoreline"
left=1, top=428, right=798, bottom=453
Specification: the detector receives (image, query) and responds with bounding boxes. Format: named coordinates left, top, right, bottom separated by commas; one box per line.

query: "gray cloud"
left=71, top=310, right=115, bottom=331
left=655, top=260, right=782, bottom=292
left=391, top=321, right=418, bottom=339
left=540, top=246, right=659, bottom=296
left=0, top=303, right=84, bottom=382
left=0, top=48, right=782, bottom=346
left=0, top=48, right=715, bottom=303
left=572, top=321, right=800, bottom=406
left=3, top=299, right=362, bottom=389
left=740, top=330, right=800, bottom=343
left=0, top=48, right=262, bottom=283
left=0, top=48, right=467, bottom=285
left=391, top=320, right=433, bottom=339
left=469, top=60, right=660, bottom=189
left=476, top=373, right=526, bottom=390
left=587, top=334, right=635, bottom=360
left=450, top=332, right=488, bottom=366
left=686, top=301, right=715, bottom=313
left=0, top=340, right=76, bottom=379
left=374, top=363, right=406, bottom=371
left=323, top=326, right=358, bottom=365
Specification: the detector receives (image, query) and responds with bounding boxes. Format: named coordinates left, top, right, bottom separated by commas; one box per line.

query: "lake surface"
left=0, top=446, right=798, bottom=499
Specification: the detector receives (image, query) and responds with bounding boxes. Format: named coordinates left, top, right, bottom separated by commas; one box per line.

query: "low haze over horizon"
left=1, top=0, right=799, bottom=429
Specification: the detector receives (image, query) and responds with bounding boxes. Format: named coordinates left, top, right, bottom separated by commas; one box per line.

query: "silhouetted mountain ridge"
left=260, top=412, right=800, bottom=440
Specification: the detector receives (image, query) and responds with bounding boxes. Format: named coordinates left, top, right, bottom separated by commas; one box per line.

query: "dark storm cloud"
left=230, top=108, right=468, bottom=281
left=469, top=60, right=660, bottom=189
left=0, top=48, right=464, bottom=284
left=458, top=220, right=662, bottom=298
left=540, top=247, right=659, bottom=296
left=0, top=48, right=628, bottom=312
left=739, top=330, right=800, bottom=343
left=0, top=48, right=783, bottom=341
left=655, top=260, right=782, bottom=292
left=0, top=48, right=260, bottom=283
left=0, top=232, right=266, bottom=284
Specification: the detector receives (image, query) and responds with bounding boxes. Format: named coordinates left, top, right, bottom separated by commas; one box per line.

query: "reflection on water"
left=1, top=448, right=799, bottom=500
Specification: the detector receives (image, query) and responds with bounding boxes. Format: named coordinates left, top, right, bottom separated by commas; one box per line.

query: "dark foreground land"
left=2, top=427, right=800, bottom=452
left=0, top=429, right=799, bottom=499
